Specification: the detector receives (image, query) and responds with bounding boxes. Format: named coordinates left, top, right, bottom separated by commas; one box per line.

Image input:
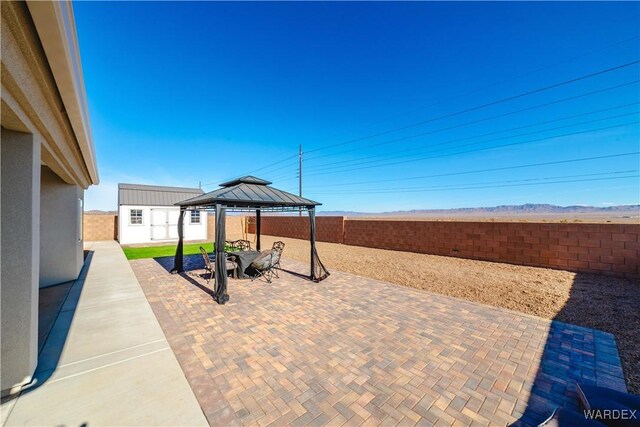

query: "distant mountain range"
left=319, top=204, right=640, bottom=217
left=85, top=204, right=639, bottom=219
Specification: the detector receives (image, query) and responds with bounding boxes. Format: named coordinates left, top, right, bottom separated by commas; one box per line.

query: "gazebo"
left=172, top=176, right=330, bottom=304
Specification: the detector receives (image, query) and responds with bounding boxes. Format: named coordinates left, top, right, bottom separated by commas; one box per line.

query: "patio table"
left=227, top=250, right=260, bottom=279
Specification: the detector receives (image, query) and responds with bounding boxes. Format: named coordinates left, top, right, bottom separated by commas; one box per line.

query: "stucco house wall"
left=39, top=166, right=84, bottom=288
left=1, top=1, right=99, bottom=394
left=1, top=129, right=42, bottom=394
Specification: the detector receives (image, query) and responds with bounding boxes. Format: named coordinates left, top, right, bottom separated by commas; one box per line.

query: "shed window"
left=130, top=209, right=143, bottom=225
left=190, top=210, right=200, bottom=224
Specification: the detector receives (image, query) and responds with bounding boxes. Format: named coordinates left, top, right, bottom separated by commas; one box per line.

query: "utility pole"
left=298, top=144, right=303, bottom=217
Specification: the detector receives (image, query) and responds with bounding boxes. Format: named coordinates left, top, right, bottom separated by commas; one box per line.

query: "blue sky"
left=75, top=2, right=640, bottom=212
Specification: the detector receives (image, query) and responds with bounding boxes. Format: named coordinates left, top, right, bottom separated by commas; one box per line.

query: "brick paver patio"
left=130, top=255, right=627, bottom=427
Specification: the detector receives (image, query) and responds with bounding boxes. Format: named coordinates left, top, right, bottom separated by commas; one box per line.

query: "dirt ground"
left=234, top=232, right=640, bottom=394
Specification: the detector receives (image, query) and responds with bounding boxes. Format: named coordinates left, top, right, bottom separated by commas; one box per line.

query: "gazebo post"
left=256, top=209, right=261, bottom=251
left=309, top=206, right=317, bottom=280
left=171, top=208, right=186, bottom=273
left=214, top=204, right=229, bottom=304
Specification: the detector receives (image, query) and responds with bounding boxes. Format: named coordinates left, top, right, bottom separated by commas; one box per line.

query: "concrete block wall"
left=247, top=216, right=345, bottom=243
left=207, top=216, right=245, bottom=240
left=344, top=221, right=640, bottom=278
left=83, top=214, right=117, bottom=241
left=80, top=212, right=640, bottom=279
left=248, top=216, right=640, bottom=279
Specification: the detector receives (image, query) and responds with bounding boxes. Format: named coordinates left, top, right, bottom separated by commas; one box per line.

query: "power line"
left=239, top=154, right=299, bottom=176
left=325, top=35, right=639, bottom=136
left=200, top=59, right=639, bottom=188
left=259, top=162, right=304, bottom=181
left=265, top=166, right=301, bottom=181
left=312, top=170, right=636, bottom=194
left=201, top=154, right=299, bottom=187
left=309, top=173, right=640, bottom=195
left=284, top=36, right=640, bottom=163
left=304, top=60, right=640, bottom=155
left=200, top=49, right=638, bottom=187
left=305, top=82, right=639, bottom=163
left=300, top=121, right=639, bottom=178
left=303, top=107, right=639, bottom=173
left=205, top=76, right=639, bottom=187
left=304, top=152, right=640, bottom=188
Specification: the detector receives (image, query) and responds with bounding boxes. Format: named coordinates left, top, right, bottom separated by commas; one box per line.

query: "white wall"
left=39, top=166, right=84, bottom=288
left=118, top=206, right=208, bottom=245
left=1, top=129, right=40, bottom=394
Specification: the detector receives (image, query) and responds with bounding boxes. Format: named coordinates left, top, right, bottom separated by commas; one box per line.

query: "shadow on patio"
left=512, top=271, right=637, bottom=426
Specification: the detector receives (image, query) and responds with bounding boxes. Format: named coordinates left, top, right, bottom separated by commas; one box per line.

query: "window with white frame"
left=130, top=209, right=143, bottom=225
left=190, top=210, right=200, bottom=224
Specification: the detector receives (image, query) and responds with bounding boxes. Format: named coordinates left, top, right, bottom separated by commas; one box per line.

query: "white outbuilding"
left=118, top=183, right=208, bottom=244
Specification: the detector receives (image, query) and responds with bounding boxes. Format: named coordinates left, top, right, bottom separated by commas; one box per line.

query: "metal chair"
left=249, top=250, right=280, bottom=283
left=271, top=241, right=285, bottom=277
left=199, top=247, right=238, bottom=284
left=230, top=239, right=251, bottom=251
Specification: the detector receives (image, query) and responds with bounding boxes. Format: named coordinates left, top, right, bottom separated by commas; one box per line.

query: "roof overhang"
left=26, top=0, right=99, bottom=185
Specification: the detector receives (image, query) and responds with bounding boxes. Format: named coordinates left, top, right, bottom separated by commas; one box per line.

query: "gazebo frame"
left=171, top=176, right=329, bottom=304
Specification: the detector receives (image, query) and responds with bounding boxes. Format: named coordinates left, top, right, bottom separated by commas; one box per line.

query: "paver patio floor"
left=131, top=255, right=627, bottom=427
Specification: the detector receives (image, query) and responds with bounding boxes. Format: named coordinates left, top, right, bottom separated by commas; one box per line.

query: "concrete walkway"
left=2, top=241, right=207, bottom=426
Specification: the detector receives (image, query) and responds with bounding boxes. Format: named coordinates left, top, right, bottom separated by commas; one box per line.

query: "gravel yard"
left=235, top=233, right=640, bottom=394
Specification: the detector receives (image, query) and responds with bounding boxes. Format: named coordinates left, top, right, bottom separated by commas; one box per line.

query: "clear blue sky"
left=75, top=1, right=640, bottom=212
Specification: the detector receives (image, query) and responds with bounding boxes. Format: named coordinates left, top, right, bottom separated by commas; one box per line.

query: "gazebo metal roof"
left=175, top=176, right=320, bottom=210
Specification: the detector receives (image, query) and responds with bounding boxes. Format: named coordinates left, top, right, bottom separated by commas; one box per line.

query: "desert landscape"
left=321, top=203, right=640, bottom=223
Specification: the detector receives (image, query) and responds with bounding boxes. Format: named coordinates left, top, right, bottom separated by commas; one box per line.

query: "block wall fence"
left=247, top=216, right=640, bottom=279
left=83, top=214, right=118, bottom=241
left=83, top=214, right=244, bottom=242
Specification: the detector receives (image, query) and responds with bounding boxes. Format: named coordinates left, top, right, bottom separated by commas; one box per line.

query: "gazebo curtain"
left=214, top=204, right=229, bottom=304
left=309, top=207, right=330, bottom=282
left=171, top=209, right=186, bottom=273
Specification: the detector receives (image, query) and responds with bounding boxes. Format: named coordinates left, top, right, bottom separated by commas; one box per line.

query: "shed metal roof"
left=118, top=183, right=204, bottom=207
left=176, top=176, right=320, bottom=209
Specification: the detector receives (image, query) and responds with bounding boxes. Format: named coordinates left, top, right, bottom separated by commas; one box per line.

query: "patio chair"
left=231, top=239, right=252, bottom=251
left=199, top=247, right=238, bottom=284
left=271, top=241, right=285, bottom=277
left=249, top=249, right=281, bottom=283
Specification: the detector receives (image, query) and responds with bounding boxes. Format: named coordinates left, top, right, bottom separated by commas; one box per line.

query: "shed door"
left=150, top=209, right=179, bottom=240
left=167, top=209, right=180, bottom=239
